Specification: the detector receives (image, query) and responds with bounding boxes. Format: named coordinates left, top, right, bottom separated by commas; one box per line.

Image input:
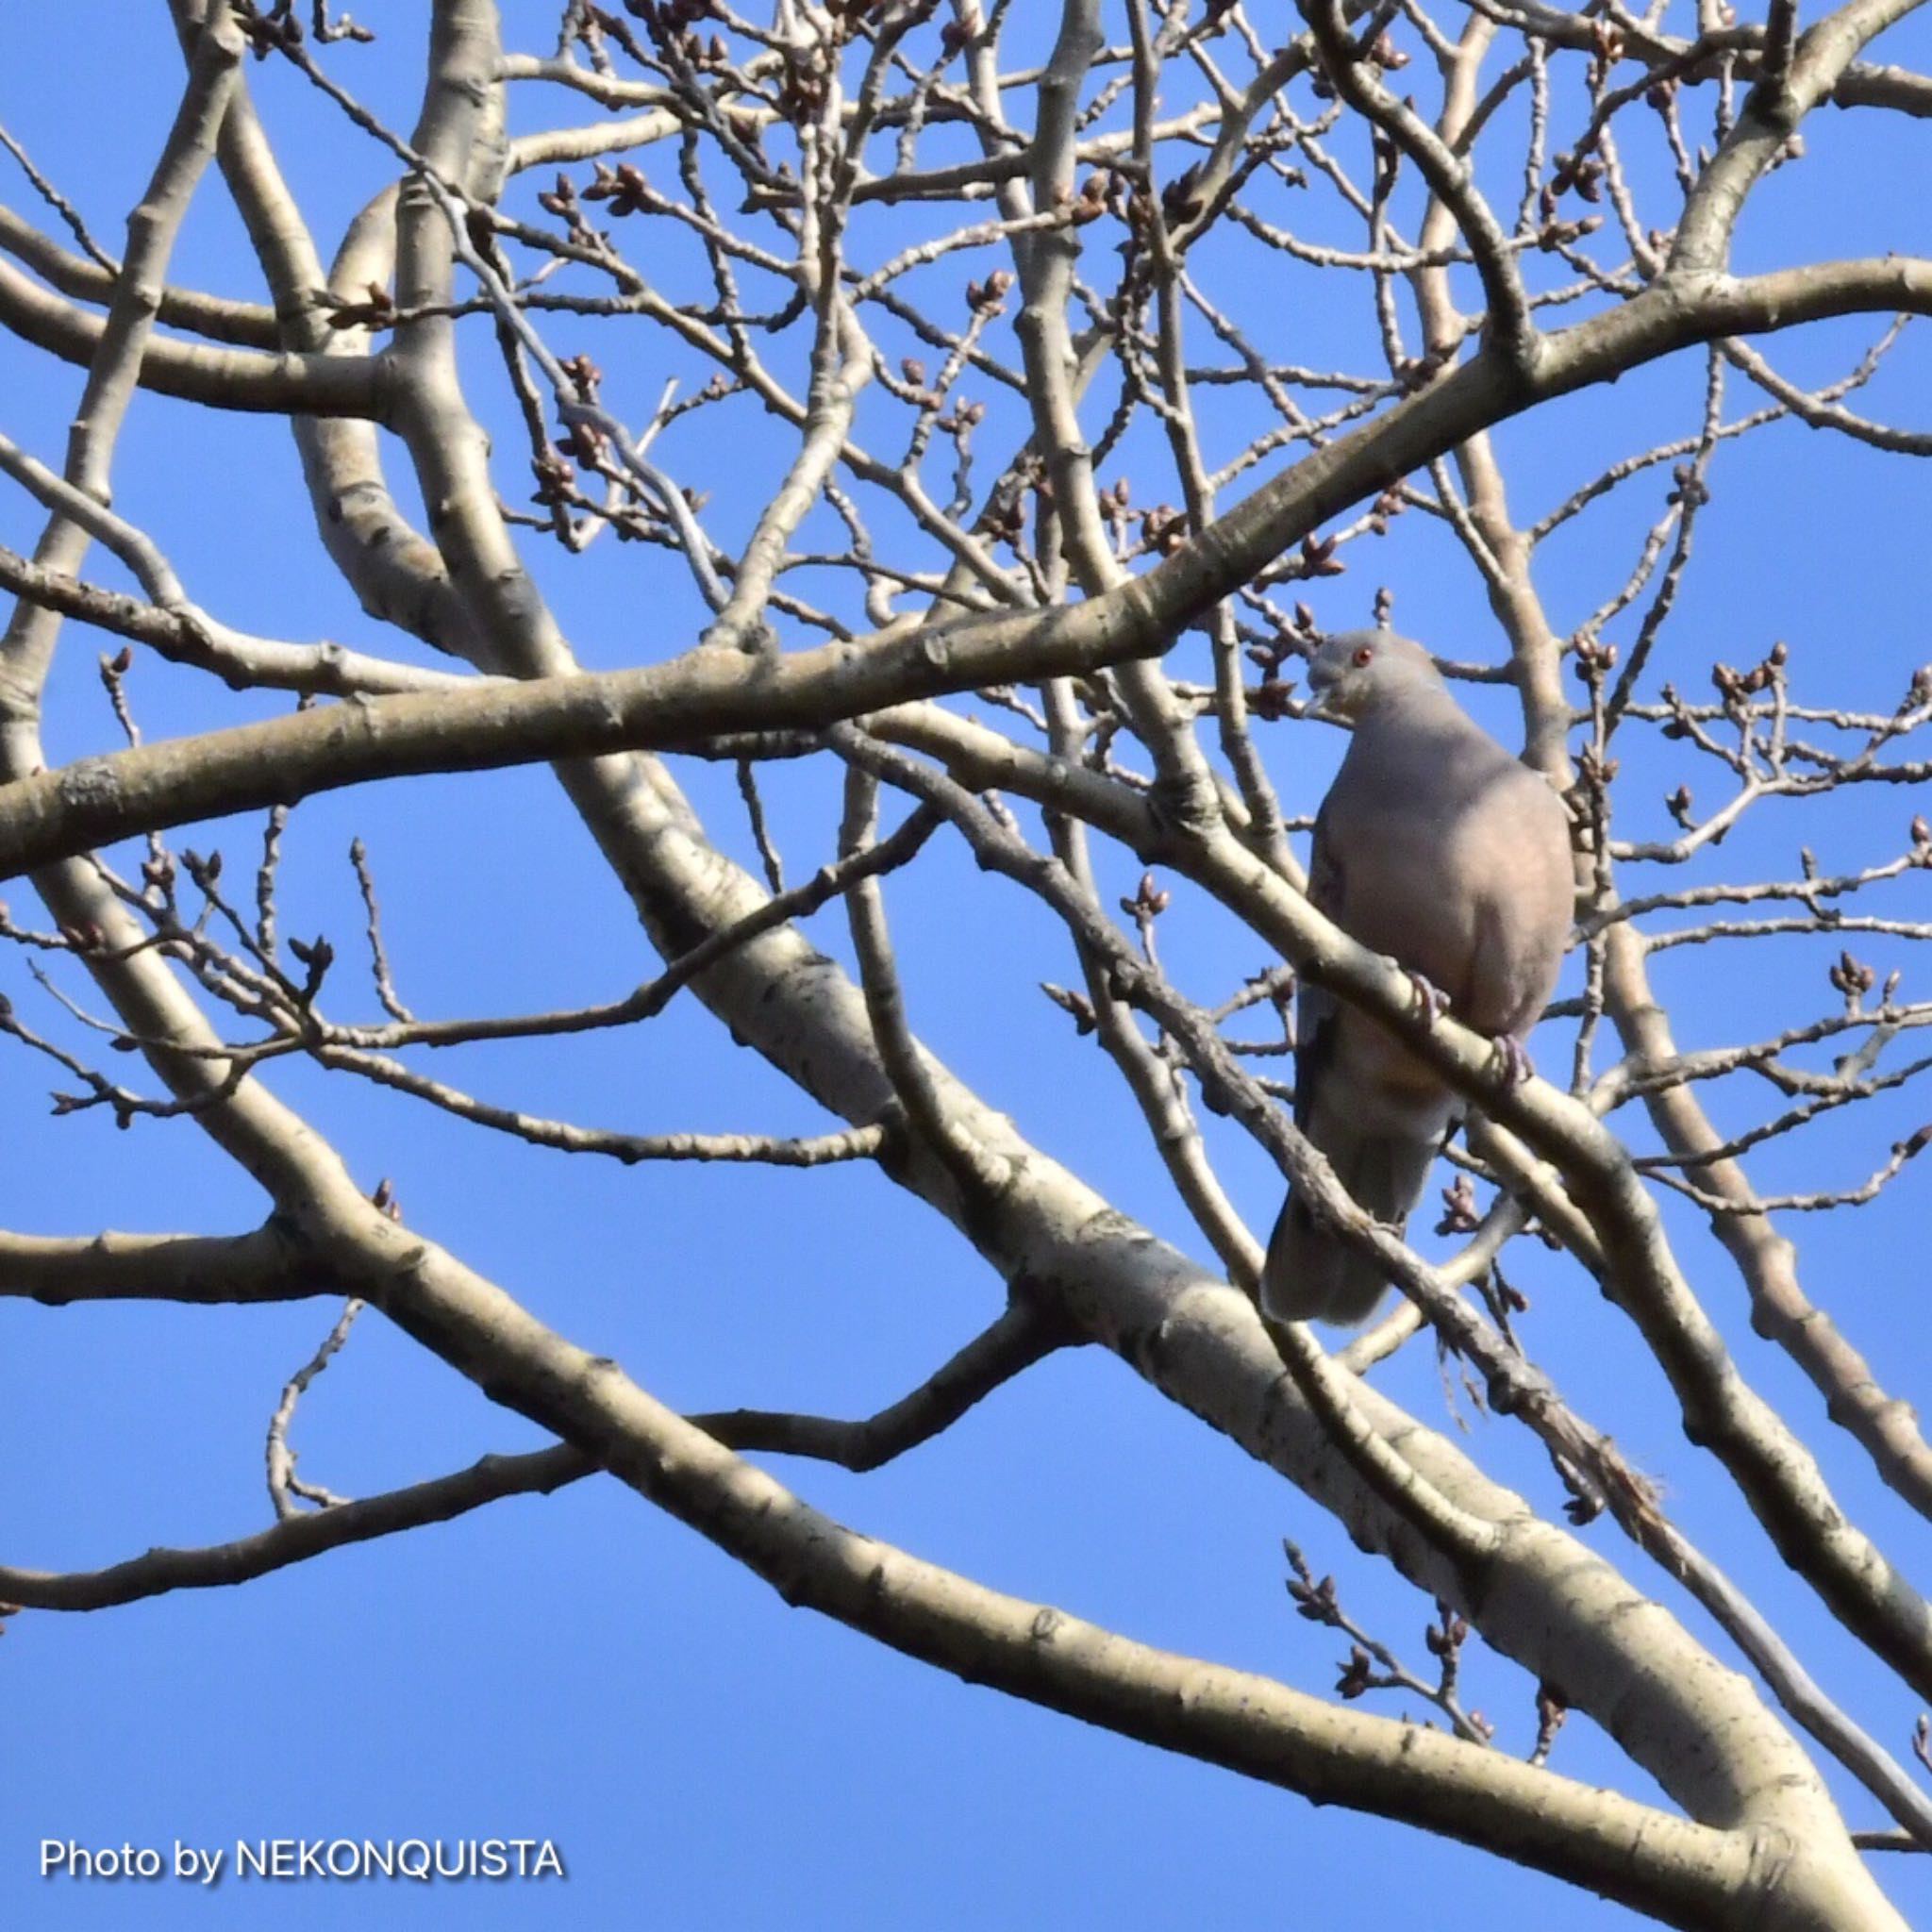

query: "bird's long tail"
left=1258, top=1124, right=1441, bottom=1326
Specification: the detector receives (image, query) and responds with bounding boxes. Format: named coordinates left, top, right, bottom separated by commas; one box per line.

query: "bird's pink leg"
left=1407, top=971, right=1449, bottom=1025
left=1490, top=1033, right=1535, bottom=1087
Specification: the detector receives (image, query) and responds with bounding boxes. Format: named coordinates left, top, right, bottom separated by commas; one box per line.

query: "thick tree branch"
left=0, top=1224, right=336, bottom=1305
left=2, top=249, right=1928, bottom=879
left=0, top=252, right=381, bottom=416
left=0, top=202, right=279, bottom=347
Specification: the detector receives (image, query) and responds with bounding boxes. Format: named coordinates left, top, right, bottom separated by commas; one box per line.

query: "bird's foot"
left=1489, top=1034, right=1535, bottom=1089
left=1407, top=971, right=1450, bottom=1027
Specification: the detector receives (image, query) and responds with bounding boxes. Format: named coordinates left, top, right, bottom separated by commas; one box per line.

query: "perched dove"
left=1260, top=629, right=1574, bottom=1326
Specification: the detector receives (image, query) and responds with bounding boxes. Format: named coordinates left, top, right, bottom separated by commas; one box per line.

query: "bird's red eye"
left=1352, top=644, right=1374, bottom=667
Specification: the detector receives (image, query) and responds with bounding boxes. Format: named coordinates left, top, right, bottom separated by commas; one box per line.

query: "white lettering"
left=174, top=1840, right=225, bottom=1886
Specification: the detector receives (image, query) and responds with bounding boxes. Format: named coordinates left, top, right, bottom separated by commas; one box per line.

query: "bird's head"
left=1304, top=628, right=1444, bottom=723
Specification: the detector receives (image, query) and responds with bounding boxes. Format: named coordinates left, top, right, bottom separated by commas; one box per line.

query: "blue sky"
left=3, top=3, right=1932, bottom=1926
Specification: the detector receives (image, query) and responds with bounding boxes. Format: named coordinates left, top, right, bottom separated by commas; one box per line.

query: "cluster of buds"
left=1573, top=633, right=1621, bottom=681
left=322, top=280, right=395, bottom=333
left=1665, top=782, right=1695, bottom=828
left=530, top=447, right=577, bottom=508
left=1140, top=503, right=1189, bottom=557
left=1259, top=602, right=1320, bottom=705
left=1084, top=172, right=1133, bottom=228
left=1911, top=814, right=1932, bottom=858
left=1245, top=964, right=1296, bottom=1021
left=1041, top=174, right=1104, bottom=229
left=1041, top=981, right=1100, bottom=1038
left=1120, top=872, right=1172, bottom=923
left=1545, top=151, right=1606, bottom=207
left=1902, top=664, right=1932, bottom=715
left=824, top=0, right=890, bottom=42
left=1158, top=162, right=1206, bottom=228
left=558, top=352, right=603, bottom=404
left=1667, top=461, right=1711, bottom=509
left=323, top=5, right=378, bottom=45
left=976, top=495, right=1025, bottom=549
left=1424, top=1605, right=1471, bottom=1665
left=965, top=268, right=1015, bottom=316
left=561, top=420, right=604, bottom=466
left=936, top=397, right=986, bottom=437
left=1286, top=531, right=1346, bottom=580
left=974, top=458, right=1040, bottom=550
left=1363, top=490, right=1405, bottom=540
left=1334, top=1646, right=1379, bottom=1701
left=1534, top=1683, right=1571, bottom=1755
left=1711, top=640, right=1787, bottom=703
left=582, top=160, right=651, bottom=218
left=1574, top=743, right=1620, bottom=790
left=1489, top=1265, right=1534, bottom=1307
left=1245, top=676, right=1296, bottom=722
left=234, top=4, right=308, bottom=58
left=1537, top=212, right=1603, bottom=252
left=1828, top=948, right=1879, bottom=1009
left=287, top=930, right=336, bottom=1006
left=777, top=41, right=832, bottom=122
left=1656, top=679, right=1700, bottom=740
left=1435, top=1173, right=1481, bottom=1236
left=1285, top=1562, right=1341, bottom=1624
left=537, top=175, right=587, bottom=237
left=620, top=0, right=719, bottom=37
left=53, top=920, right=108, bottom=956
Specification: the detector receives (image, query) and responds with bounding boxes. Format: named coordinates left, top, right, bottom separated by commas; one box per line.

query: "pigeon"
left=1259, top=629, right=1574, bottom=1326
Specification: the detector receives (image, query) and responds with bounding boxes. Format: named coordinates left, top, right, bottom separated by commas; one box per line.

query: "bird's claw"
left=1490, top=1034, right=1535, bottom=1088
left=1407, top=971, right=1449, bottom=1027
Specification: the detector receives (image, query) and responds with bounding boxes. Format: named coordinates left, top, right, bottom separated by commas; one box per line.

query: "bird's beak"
left=1304, top=662, right=1341, bottom=722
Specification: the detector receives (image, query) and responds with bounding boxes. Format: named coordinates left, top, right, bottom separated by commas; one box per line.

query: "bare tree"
left=3, top=0, right=1932, bottom=1922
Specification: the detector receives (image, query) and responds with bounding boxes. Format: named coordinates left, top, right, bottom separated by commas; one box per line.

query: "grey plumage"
left=1260, top=630, right=1574, bottom=1326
